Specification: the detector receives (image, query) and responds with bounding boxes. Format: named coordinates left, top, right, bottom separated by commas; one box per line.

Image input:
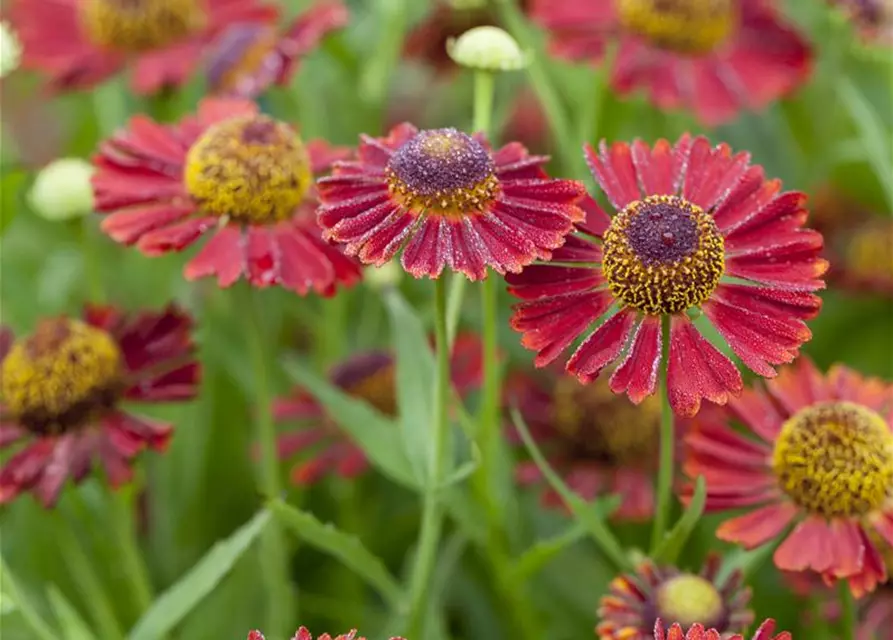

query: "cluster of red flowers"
left=1, top=0, right=890, bottom=638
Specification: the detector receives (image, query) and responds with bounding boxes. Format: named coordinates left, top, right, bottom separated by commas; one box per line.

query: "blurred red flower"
left=316, top=124, right=587, bottom=281
left=507, top=135, right=826, bottom=416
left=683, top=357, right=893, bottom=597
left=7, top=0, right=279, bottom=94
left=830, top=0, right=893, bottom=46
left=652, top=618, right=791, bottom=640
left=92, top=97, right=361, bottom=295
left=274, top=334, right=483, bottom=484
left=529, top=0, right=813, bottom=126
left=248, top=628, right=405, bottom=640
left=0, top=305, right=198, bottom=507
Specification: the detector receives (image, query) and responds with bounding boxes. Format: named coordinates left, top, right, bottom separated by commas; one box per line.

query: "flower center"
left=552, top=377, right=660, bottom=465
left=654, top=574, right=725, bottom=629
left=184, top=115, right=311, bottom=225
left=0, top=318, right=122, bottom=434
left=602, top=195, right=725, bottom=316
left=80, top=0, right=207, bottom=52
left=844, top=221, right=893, bottom=282
left=386, top=128, right=499, bottom=218
left=205, top=24, right=280, bottom=96
left=772, top=401, right=893, bottom=518
left=616, top=0, right=735, bottom=54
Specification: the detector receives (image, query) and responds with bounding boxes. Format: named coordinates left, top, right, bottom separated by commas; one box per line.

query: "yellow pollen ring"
left=0, top=318, right=122, bottom=432
left=385, top=170, right=500, bottom=220
left=602, top=194, right=725, bottom=316
left=655, top=574, right=724, bottom=628
left=80, top=0, right=207, bottom=52
left=772, top=401, right=893, bottom=518
left=184, top=115, right=311, bottom=225
left=616, top=0, right=735, bottom=54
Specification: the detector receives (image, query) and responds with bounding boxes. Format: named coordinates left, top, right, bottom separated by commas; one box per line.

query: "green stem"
left=405, top=277, right=451, bottom=638
left=360, top=0, right=407, bottom=119
left=108, top=489, right=154, bottom=617
left=839, top=580, right=855, bottom=640
left=79, top=218, right=104, bottom=303
left=578, top=40, right=618, bottom=148
left=650, top=315, right=674, bottom=551
left=242, top=285, right=292, bottom=636
left=0, top=557, right=58, bottom=640
left=473, top=70, right=495, bottom=133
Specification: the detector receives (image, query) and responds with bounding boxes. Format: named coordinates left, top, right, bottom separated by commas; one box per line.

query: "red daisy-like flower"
left=529, top=0, right=813, bottom=126
left=859, top=587, right=893, bottom=640
left=248, top=628, right=405, bottom=640
left=508, top=368, right=662, bottom=520
left=274, top=334, right=483, bottom=483
left=7, top=0, right=280, bottom=94
left=831, top=0, right=893, bottom=47
left=682, top=357, right=893, bottom=597
left=652, top=619, right=792, bottom=640
left=0, top=305, right=198, bottom=507
left=92, top=97, right=362, bottom=295
left=204, top=1, right=349, bottom=99
left=596, top=555, right=754, bottom=639
left=315, top=124, right=587, bottom=281
left=507, top=135, right=827, bottom=416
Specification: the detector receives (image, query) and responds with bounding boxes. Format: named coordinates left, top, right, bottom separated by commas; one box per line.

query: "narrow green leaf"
left=511, top=408, right=631, bottom=571
left=651, top=475, right=706, bottom=564
left=440, top=444, right=481, bottom=489
left=0, top=556, right=58, bottom=640
left=269, top=500, right=404, bottom=608
left=718, top=536, right=783, bottom=583
left=512, top=522, right=590, bottom=583
left=46, top=587, right=97, bottom=640
left=383, top=289, right=436, bottom=483
left=838, top=77, right=893, bottom=210
left=281, top=357, right=419, bottom=490
left=128, top=509, right=270, bottom=640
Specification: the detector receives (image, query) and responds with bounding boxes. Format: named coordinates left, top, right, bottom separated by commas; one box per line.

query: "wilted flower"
left=28, top=158, right=95, bottom=221
left=6, top=0, right=281, bottom=94
left=0, top=305, right=199, bottom=507
left=529, top=0, right=813, bottom=125
left=274, top=335, right=483, bottom=483
left=508, top=135, right=826, bottom=415
left=92, top=97, right=361, bottom=295
left=597, top=556, right=753, bottom=639
left=205, top=1, right=348, bottom=99
left=316, top=124, right=587, bottom=281
left=683, top=357, right=893, bottom=597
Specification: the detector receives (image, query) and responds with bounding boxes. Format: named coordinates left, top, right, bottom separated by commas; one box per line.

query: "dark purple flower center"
left=602, top=195, right=725, bottom=315
left=385, top=128, right=499, bottom=217
left=79, top=0, right=207, bottom=52
left=0, top=318, right=123, bottom=434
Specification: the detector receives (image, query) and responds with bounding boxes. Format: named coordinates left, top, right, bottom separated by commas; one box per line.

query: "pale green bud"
left=28, top=158, right=96, bottom=221
left=0, top=21, right=22, bottom=79
left=447, top=25, right=529, bottom=72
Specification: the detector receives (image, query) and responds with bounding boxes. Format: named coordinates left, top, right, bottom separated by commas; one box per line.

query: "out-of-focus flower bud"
left=447, top=25, right=529, bottom=72
left=28, top=158, right=96, bottom=221
left=0, top=20, right=22, bottom=78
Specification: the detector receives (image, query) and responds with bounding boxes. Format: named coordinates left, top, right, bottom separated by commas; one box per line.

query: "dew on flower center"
left=0, top=318, right=123, bottom=434
left=602, top=194, right=725, bottom=316
left=552, top=377, right=661, bottom=465
left=80, top=0, right=207, bottom=52
left=386, top=128, right=500, bottom=218
left=184, top=114, right=311, bottom=225
left=772, top=401, right=893, bottom=518
left=654, top=574, right=725, bottom=629
left=616, top=0, right=735, bottom=54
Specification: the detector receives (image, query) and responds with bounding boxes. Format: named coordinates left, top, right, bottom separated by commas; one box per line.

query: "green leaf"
left=46, top=587, right=97, bottom=640
left=0, top=169, right=27, bottom=235
left=511, top=522, right=590, bottom=583
left=511, top=408, right=631, bottom=571
left=718, top=537, right=783, bottom=583
left=383, top=288, right=436, bottom=483
left=281, top=357, right=420, bottom=490
left=128, top=509, right=270, bottom=640
left=0, top=556, right=58, bottom=640
left=651, top=475, right=706, bottom=564
left=269, top=500, right=404, bottom=608
left=838, top=77, right=893, bottom=210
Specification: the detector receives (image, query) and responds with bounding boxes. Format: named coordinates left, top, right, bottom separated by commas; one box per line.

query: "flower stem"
left=473, top=70, right=495, bottom=133
left=242, top=285, right=292, bottom=636
left=839, top=580, right=855, bottom=640
left=108, top=489, right=154, bottom=617
left=650, top=315, right=674, bottom=551
left=405, top=277, right=451, bottom=638
left=577, top=40, right=618, bottom=149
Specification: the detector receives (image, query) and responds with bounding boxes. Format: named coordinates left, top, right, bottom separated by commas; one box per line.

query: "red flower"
left=859, top=587, right=893, bottom=640
left=652, top=619, right=791, bottom=640
left=248, top=628, right=405, bottom=640
left=274, top=334, right=483, bottom=484
left=93, top=97, right=362, bottom=295
left=204, top=1, right=349, bottom=99
left=597, top=556, right=753, bottom=639
left=529, top=0, right=812, bottom=126
left=7, top=0, right=280, bottom=94
left=682, top=357, right=893, bottom=597
left=0, top=305, right=198, bottom=507
left=316, top=124, right=587, bottom=281
left=508, top=368, right=662, bottom=521
left=830, top=0, right=893, bottom=47
left=507, top=135, right=826, bottom=416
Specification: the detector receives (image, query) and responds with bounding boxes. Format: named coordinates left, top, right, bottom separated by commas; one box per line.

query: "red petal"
left=576, top=194, right=612, bottom=237
left=774, top=516, right=843, bottom=573
left=728, top=387, right=786, bottom=443
left=401, top=217, right=448, bottom=279
left=609, top=315, right=661, bottom=403
left=355, top=212, right=414, bottom=266
left=444, top=219, right=490, bottom=281
left=197, top=97, right=258, bottom=126
left=566, top=308, right=636, bottom=383
left=584, top=141, right=640, bottom=210
left=631, top=138, right=676, bottom=196
left=764, top=357, right=829, bottom=416
left=137, top=216, right=216, bottom=255
left=716, top=501, right=798, bottom=548
left=100, top=203, right=196, bottom=245
left=245, top=225, right=279, bottom=287
left=275, top=226, right=340, bottom=295
left=681, top=140, right=750, bottom=211
left=184, top=225, right=246, bottom=287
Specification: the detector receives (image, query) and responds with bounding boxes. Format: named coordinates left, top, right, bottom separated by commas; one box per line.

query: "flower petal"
left=717, top=501, right=798, bottom=548
left=609, top=315, right=661, bottom=403
left=566, top=308, right=636, bottom=384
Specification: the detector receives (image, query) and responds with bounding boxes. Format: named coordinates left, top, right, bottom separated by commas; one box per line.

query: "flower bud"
left=0, top=20, right=22, bottom=78
left=28, top=158, right=96, bottom=221
left=447, top=25, right=529, bottom=72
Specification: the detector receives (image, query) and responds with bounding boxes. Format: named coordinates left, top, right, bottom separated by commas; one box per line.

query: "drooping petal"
left=716, top=501, right=798, bottom=548
left=566, top=308, right=637, bottom=384
left=609, top=315, right=662, bottom=403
